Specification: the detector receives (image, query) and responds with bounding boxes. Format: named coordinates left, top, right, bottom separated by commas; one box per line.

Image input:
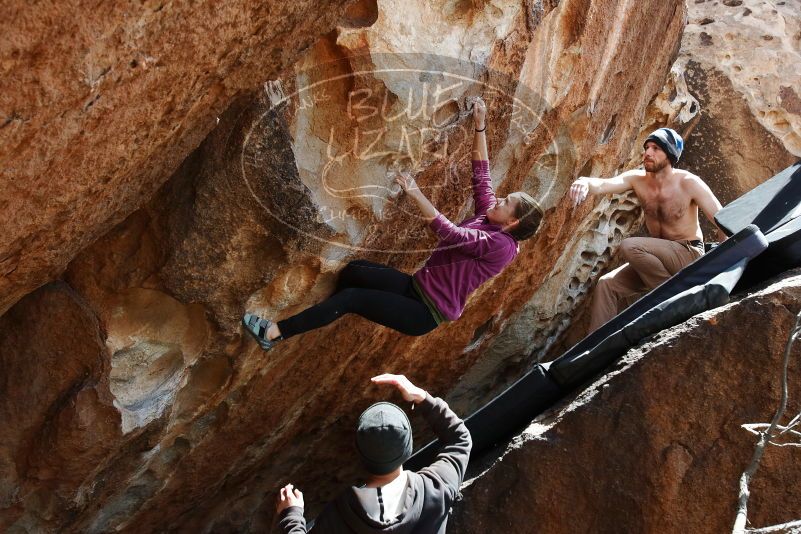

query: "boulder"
left=451, top=272, right=801, bottom=534
left=0, top=283, right=121, bottom=531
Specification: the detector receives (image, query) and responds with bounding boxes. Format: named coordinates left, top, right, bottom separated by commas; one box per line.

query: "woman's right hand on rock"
left=394, top=172, right=419, bottom=195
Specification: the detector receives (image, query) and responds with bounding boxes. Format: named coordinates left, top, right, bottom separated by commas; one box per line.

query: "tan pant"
left=589, top=237, right=704, bottom=332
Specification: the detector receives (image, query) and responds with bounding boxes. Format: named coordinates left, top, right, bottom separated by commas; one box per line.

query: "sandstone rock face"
left=451, top=272, right=801, bottom=534
left=1, top=0, right=692, bottom=530
left=0, top=0, right=355, bottom=317
left=0, top=283, right=121, bottom=531
left=681, top=0, right=801, bottom=158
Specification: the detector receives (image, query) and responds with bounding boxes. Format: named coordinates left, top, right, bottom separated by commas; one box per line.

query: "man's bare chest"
left=636, top=186, right=694, bottom=225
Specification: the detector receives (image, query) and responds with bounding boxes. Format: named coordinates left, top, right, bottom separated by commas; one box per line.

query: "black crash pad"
left=404, top=363, right=561, bottom=470
left=550, top=259, right=748, bottom=388
left=713, top=162, right=801, bottom=291
left=734, top=214, right=801, bottom=292
left=715, top=162, right=801, bottom=236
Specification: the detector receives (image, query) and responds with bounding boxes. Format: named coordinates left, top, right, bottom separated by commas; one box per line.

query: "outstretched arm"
left=568, top=169, right=640, bottom=206
left=469, top=97, right=496, bottom=216
left=395, top=172, right=438, bottom=222
left=394, top=172, right=508, bottom=257
left=371, top=374, right=427, bottom=403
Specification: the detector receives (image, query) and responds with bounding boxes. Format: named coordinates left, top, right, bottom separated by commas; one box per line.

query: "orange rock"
left=0, top=0, right=356, bottom=317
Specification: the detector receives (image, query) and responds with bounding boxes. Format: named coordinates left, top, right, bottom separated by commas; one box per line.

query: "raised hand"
left=471, top=96, right=487, bottom=130
left=569, top=177, right=590, bottom=207
left=276, top=483, right=304, bottom=514
left=371, top=374, right=427, bottom=404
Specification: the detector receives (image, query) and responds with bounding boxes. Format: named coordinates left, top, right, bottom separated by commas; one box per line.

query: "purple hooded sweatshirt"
left=413, top=160, right=519, bottom=321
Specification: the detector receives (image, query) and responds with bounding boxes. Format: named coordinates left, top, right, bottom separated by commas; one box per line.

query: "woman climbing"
left=243, top=97, right=543, bottom=350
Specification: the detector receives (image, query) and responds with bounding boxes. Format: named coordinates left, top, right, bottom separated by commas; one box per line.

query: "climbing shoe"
left=243, top=312, right=281, bottom=351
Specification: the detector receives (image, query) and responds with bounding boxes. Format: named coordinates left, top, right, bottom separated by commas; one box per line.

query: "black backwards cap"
left=355, top=402, right=413, bottom=475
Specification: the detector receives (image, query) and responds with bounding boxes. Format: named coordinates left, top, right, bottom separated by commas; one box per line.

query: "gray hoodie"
left=278, top=394, right=472, bottom=533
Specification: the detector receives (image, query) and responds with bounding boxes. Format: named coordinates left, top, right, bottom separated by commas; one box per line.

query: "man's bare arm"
left=568, top=169, right=640, bottom=206
left=687, top=175, right=727, bottom=241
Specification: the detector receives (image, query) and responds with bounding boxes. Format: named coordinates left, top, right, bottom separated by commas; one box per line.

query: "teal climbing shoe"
left=243, top=312, right=280, bottom=351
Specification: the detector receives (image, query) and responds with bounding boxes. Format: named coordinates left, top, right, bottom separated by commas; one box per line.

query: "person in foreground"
left=243, top=97, right=543, bottom=351
left=274, top=373, right=472, bottom=533
left=569, top=127, right=727, bottom=333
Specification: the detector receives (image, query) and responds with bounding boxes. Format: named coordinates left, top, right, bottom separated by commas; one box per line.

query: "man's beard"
left=644, top=158, right=669, bottom=173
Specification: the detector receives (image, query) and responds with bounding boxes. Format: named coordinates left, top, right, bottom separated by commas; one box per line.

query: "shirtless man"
left=569, top=127, right=727, bottom=332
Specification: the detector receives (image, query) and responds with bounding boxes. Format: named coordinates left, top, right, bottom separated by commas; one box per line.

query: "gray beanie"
left=356, top=402, right=413, bottom=475
left=644, top=127, right=684, bottom=165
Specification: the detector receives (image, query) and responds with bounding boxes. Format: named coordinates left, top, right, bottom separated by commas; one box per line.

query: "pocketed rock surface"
left=680, top=0, right=801, bottom=158
left=451, top=272, right=801, bottom=534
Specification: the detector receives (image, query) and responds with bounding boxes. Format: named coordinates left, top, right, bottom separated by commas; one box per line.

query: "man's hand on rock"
left=276, top=483, right=304, bottom=515
left=371, top=374, right=427, bottom=404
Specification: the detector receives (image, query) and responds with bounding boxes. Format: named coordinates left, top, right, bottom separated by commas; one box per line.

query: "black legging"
left=277, top=260, right=438, bottom=339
